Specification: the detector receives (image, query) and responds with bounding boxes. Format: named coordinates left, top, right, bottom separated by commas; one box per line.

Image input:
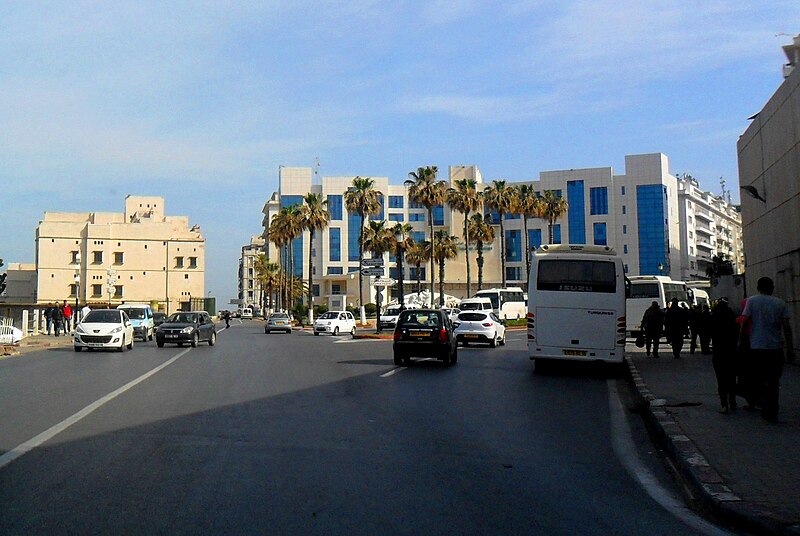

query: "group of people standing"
left=639, top=276, right=794, bottom=423
left=43, top=301, right=74, bottom=337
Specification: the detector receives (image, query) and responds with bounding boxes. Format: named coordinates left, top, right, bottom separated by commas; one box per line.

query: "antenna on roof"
left=314, top=157, right=320, bottom=184
left=720, top=177, right=726, bottom=198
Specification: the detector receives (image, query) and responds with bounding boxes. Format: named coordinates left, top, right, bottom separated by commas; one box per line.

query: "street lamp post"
left=394, top=228, right=405, bottom=309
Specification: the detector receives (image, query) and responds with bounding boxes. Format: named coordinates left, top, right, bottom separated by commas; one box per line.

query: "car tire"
left=441, top=352, right=450, bottom=366
left=490, top=332, right=497, bottom=348
left=286, top=329, right=292, bottom=334
left=74, top=346, right=82, bottom=352
left=500, top=333, right=506, bottom=346
left=402, top=355, right=411, bottom=367
left=149, top=330, right=154, bottom=341
left=451, top=347, right=458, bottom=364
left=127, top=338, right=134, bottom=350
left=314, top=332, right=319, bottom=336
left=393, top=353, right=402, bottom=366
left=209, top=332, right=216, bottom=346
left=333, top=326, right=340, bottom=336
left=119, top=337, right=126, bottom=352
left=265, top=327, right=269, bottom=334
left=350, top=326, right=356, bottom=337
left=191, top=333, right=199, bottom=348
left=157, top=340, right=164, bottom=348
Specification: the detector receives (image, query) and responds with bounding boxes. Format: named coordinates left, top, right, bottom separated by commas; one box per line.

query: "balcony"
left=694, top=209, right=713, bottom=222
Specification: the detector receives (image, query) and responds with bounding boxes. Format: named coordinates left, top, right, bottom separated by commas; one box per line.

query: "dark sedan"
left=392, top=309, right=458, bottom=366
left=156, top=311, right=217, bottom=348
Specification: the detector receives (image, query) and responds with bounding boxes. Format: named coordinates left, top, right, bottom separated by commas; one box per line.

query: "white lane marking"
left=607, top=380, right=732, bottom=536
left=0, top=348, right=192, bottom=470
left=334, top=338, right=389, bottom=344
left=380, top=358, right=434, bottom=377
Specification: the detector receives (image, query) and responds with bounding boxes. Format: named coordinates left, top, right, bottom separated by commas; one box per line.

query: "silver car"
left=453, top=311, right=506, bottom=348
left=265, top=312, right=292, bottom=334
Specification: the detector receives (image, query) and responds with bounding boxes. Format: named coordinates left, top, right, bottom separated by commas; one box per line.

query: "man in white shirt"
left=739, top=277, right=794, bottom=422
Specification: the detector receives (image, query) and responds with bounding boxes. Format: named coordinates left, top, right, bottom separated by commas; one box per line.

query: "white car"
left=0, top=319, right=23, bottom=344
left=453, top=311, right=506, bottom=348
left=441, top=307, right=461, bottom=323
left=74, top=309, right=135, bottom=352
left=378, top=304, right=419, bottom=330
left=313, top=311, right=356, bottom=336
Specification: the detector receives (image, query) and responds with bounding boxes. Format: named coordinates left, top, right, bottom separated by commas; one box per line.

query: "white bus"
left=473, top=287, right=527, bottom=319
left=626, top=276, right=690, bottom=336
left=527, top=245, right=626, bottom=365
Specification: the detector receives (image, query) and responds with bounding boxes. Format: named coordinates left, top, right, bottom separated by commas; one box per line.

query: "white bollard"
left=22, top=310, right=29, bottom=338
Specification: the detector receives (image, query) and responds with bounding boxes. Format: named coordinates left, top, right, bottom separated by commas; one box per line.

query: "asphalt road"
left=0, top=321, right=730, bottom=535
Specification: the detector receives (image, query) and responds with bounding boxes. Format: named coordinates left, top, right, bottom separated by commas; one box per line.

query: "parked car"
left=453, top=311, right=506, bottom=347
left=117, top=303, right=155, bottom=341
left=392, top=309, right=457, bottom=366
left=313, top=311, right=356, bottom=336
left=152, top=312, right=167, bottom=327
left=265, top=312, right=292, bottom=334
left=74, top=309, right=135, bottom=352
left=156, top=311, right=216, bottom=347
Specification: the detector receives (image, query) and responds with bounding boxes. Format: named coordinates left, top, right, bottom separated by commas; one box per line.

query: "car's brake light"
left=394, top=329, right=402, bottom=341
left=482, top=322, right=493, bottom=327
left=438, top=329, right=448, bottom=342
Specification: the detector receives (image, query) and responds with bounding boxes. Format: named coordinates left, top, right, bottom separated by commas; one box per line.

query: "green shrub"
left=364, top=303, right=377, bottom=317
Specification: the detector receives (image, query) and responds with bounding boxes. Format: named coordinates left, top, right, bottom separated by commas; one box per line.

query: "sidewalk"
left=626, top=344, right=800, bottom=535
left=1, top=333, right=73, bottom=356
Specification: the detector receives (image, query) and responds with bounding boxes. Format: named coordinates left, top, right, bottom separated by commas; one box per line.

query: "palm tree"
left=270, top=205, right=304, bottom=310
left=447, top=178, right=481, bottom=298
left=514, top=184, right=542, bottom=284
left=406, top=166, right=445, bottom=305
left=253, top=255, right=280, bottom=313
left=268, top=209, right=290, bottom=310
left=541, top=190, right=569, bottom=244
left=468, top=214, right=495, bottom=291
left=482, top=180, right=515, bottom=287
left=344, top=176, right=382, bottom=321
left=391, top=223, right=414, bottom=303
left=433, top=230, right=459, bottom=307
left=405, top=239, right=431, bottom=297
left=362, top=220, right=396, bottom=259
left=301, top=192, right=330, bottom=322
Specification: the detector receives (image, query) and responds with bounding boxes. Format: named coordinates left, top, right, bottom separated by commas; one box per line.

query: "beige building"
left=737, top=34, right=800, bottom=334
left=25, top=195, right=205, bottom=313
left=239, top=236, right=266, bottom=311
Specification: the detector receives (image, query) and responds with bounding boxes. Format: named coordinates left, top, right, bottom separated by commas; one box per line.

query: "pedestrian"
left=640, top=301, right=664, bottom=358
left=664, top=298, right=689, bottom=359
left=710, top=299, right=739, bottom=413
left=62, top=300, right=73, bottom=333
left=738, top=277, right=795, bottom=423
left=81, top=304, right=91, bottom=322
left=698, top=304, right=712, bottom=354
left=43, top=303, right=55, bottom=335
left=223, top=310, right=231, bottom=328
left=689, top=305, right=701, bottom=354
left=53, top=303, right=65, bottom=336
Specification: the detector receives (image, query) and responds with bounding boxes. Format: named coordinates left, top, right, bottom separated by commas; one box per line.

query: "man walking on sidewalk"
left=739, top=277, right=795, bottom=423
left=641, top=301, right=664, bottom=358
left=664, top=298, right=689, bottom=359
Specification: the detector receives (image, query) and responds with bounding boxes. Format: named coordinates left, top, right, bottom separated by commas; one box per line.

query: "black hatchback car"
left=156, top=311, right=216, bottom=348
left=392, top=309, right=458, bottom=366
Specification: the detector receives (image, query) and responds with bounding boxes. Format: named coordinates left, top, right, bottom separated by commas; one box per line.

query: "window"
left=552, top=224, right=561, bottom=244
left=327, top=195, right=343, bottom=220
left=412, top=231, right=425, bottom=243
left=621, top=186, right=626, bottom=195
left=537, top=259, right=616, bottom=293
left=175, top=256, right=184, bottom=268
left=409, top=199, right=425, bottom=209
left=329, top=228, right=341, bottom=262
left=567, top=181, right=585, bottom=244
left=528, top=229, right=542, bottom=251
left=69, top=284, right=78, bottom=297
left=71, top=251, right=80, bottom=264
left=505, top=267, right=521, bottom=281
left=593, top=223, right=607, bottom=245
left=623, top=225, right=627, bottom=235
left=389, top=196, right=404, bottom=208
left=313, top=284, right=320, bottom=297
left=589, top=187, right=608, bottom=215
left=114, top=285, right=123, bottom=298
left=622, top=205, right=626, bottom=215
left=505, top=230, right=522, bottom=262
left=347, top=210, right=361, bottom=261
left=189, top=257, right=198, bottom=268
left=410, top=266, right=426, bottom=280
left=623, top=245, right=628, bottom=254
left=327, top=267, right=343, bottom=275
left=114, top=252, right=124, bottom=265
left=92, top=284, right=103, bottom=297
left=388, top=213, right=404, bottom=222
left=369, top=194, right=385, bottom=221
left=409, top=213, right=425, bottom=222
left=92, top=251, right=103, bottom=264
left=332, top=284, right=342, bottom=295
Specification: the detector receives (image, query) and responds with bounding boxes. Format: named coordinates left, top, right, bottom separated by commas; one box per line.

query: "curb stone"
left=624, top=355, right=795, bottom=536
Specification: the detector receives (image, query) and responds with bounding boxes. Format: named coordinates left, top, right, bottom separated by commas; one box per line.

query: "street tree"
left=540, top=190, right=569, bottom=245
left=406, top=166, right=445, bottom=305
left=433, top=230, right=459, bottom=307
left=301, top=192, right=330, bottom=322
left=482, top=179, right=515, bottom=287
left=447, top=178, right=481, bottom=298
left=468, top=214, right=495, bottom=291
left=344, top=176, right=381, bottom=323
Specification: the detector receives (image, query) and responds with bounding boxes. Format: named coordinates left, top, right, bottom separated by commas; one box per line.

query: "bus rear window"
left=537, top=260, right=616, bottom=293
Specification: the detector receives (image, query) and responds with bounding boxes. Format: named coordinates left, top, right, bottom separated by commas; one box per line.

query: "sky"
left=1, top=1, right=797, bottom=304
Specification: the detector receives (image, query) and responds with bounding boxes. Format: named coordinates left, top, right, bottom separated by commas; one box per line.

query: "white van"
left=117, top=303, right=155, bottom=341
left=240, top=307, right=254, bottom=319
left=459, top=297, right=493, bottom=313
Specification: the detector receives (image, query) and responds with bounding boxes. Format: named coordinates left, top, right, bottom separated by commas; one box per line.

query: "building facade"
left=676, top=175, right=745, bottom=280
left=255, top=154, right=734, bottom=310
left=17, top=195, right=205, bottom=313
left=737, top=34, right=800, bottom=336
left=239, top=236, right=266, bottom=311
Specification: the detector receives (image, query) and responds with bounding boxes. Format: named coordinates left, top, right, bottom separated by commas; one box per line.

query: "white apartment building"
left=6, top=196, right=206, bottom=313
left=256, top=154, right=729, bottom=310
left=239, top=236, right=266, bottom=311
left=676, top=176, right=744, bottom=280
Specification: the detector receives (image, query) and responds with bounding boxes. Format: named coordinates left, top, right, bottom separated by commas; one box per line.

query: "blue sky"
left=1, top=1, right=797, bottom=304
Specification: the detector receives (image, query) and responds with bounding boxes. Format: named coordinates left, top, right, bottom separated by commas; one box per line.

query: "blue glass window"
left=636, top=184, right=668, bottom=275
left=409, top=199, right=425, bottom=209
left=327, top=195, right=343, bottom=220
left=412, top=231, right=426, bottom=243
left=327, top=267, right=343, bottom=275
left=505, top=267, right=521, bottom=281
left=593, top=222, right=607, bottom=245
left=505, top=230, right=522, bottom=262
left=388, top=213, right=404, bottom=222
left=329, top=228, right=341, bottom=262
left=528, top=229, right=542, bottom=250
left=410, top=267, right=426, bottom=280
left=553, top=224, right=562, bottom=244
left=313, top=284, right=320, bottom=297
left=348, top=210, right=361, bottom=261
left=409, top=213, right=425, bottom=222
left=623, top=245, right=628, bottom=254
left=389, top=267, right=400, bottom=280
left=389, top=196, right=404, bottom=208
left=433, top=204, right=444, bottom=225
left=281, top=195, right=304, bottom=276
left=567, top=181, right=585, bottom=244
left=504, top=213, right=520, bottom=220
left=348, top=265, right=360, bottom=273
left=370, top=194, right=385, bottom=221
left=590, top=187, right=608, bottom=215
left=484, top=211, right=500, bottom=224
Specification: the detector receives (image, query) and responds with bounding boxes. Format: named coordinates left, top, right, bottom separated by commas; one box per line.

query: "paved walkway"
left=627, top=344, right=800, bottom=535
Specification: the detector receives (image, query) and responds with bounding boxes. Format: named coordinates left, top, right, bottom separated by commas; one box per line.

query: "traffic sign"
left=361, top=267, right=384, bottom=276
left=373, top=278, right=396, bottom=286
left=361, top=258, right=384, bottom=267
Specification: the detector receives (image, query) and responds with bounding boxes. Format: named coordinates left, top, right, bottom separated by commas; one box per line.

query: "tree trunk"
left=438, top=258, right=445, bottom=307
left=477, top=240, right=484, bottom=291
left=416, top=263, right=422, bottom=296
left=464, top=213, right=471, bottom=298
left=307, top=228, right=314, bottom=323
left=523, top=216, right=530, bottom=291
left=428, top=207, right=435, bottom=306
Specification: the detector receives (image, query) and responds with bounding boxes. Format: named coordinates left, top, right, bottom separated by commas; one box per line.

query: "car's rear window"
left=397, top=311, right=442, bottom=328
left=457, top=312, right=488, bottom=322
left=270, top=314, right=289, bottom=319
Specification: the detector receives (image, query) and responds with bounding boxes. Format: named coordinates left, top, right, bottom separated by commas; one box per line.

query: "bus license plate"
left=563, top=349, right=587, bottom=356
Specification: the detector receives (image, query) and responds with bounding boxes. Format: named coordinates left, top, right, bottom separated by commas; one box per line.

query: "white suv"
left=313, top=311, right=357, bottom=336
